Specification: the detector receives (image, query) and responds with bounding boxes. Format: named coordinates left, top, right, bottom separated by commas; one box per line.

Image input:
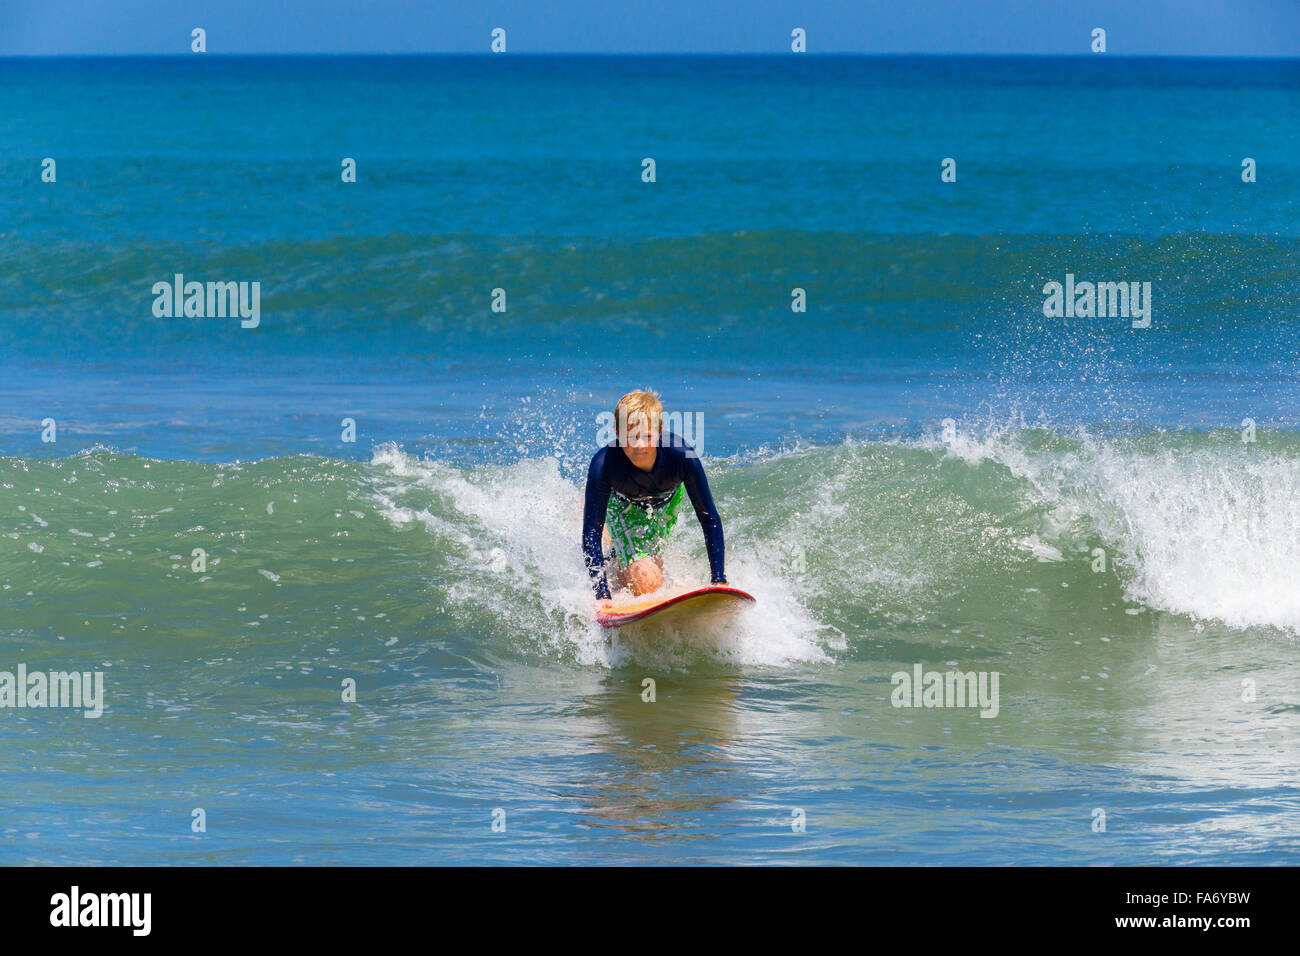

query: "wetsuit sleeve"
left=582, top=451, right=613, bottom=600
left=681, top=454, right=727, bottom=584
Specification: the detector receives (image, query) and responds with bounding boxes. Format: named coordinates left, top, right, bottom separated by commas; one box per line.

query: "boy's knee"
left=627, top=557, right=663, bottom=596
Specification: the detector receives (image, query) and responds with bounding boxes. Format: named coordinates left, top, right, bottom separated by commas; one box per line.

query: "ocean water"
left=2, top=55, right=1299, bottom=864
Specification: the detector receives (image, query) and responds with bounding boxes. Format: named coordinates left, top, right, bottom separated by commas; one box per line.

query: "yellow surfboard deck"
left=595, top=585, right=756, bottom=628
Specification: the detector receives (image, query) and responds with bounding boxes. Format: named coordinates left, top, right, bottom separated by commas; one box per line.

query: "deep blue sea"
left=2, top=55, right=1299, bottom=864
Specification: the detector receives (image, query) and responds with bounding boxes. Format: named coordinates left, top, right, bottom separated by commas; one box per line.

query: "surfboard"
left=595, top=585, right=756, bottom=628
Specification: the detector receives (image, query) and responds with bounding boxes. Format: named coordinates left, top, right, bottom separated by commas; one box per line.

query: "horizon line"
left=1, top=51, right=1298, bottom=61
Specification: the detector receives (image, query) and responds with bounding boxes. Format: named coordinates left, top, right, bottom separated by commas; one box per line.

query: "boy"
left=582, top=390, right=727, bottom=604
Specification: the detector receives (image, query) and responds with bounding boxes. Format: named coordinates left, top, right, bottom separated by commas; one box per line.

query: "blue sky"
left=1, top=1, right=1296, bottom=56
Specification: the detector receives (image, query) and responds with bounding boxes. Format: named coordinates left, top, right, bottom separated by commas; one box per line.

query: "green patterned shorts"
left=605, top=485, right=686, bottom=567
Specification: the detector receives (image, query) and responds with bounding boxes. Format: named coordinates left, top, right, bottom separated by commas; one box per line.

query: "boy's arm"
left=582, top=451, right=613, bottom=601
left=681, top=453, right=726, bottom=585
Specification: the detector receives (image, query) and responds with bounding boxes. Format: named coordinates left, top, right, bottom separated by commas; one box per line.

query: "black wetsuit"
left=582, top=434, right=726, bottom=600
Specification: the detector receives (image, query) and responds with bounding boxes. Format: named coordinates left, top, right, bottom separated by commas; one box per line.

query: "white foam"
left=930, top=424, right=1300, bottom=635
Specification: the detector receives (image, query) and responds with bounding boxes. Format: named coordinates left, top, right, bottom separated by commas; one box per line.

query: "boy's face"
left=622, top=415, right=660, bottom=469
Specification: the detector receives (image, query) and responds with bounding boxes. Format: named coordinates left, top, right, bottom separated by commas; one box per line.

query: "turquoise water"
left=2, top=56, right=1299, bottom=864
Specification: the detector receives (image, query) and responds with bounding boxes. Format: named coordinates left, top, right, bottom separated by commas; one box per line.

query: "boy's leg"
left=605, top=488, right=684, bottom=597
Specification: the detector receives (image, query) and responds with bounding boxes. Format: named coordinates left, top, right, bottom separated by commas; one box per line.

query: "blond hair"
left=614, top=389, right=663, bottom=442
